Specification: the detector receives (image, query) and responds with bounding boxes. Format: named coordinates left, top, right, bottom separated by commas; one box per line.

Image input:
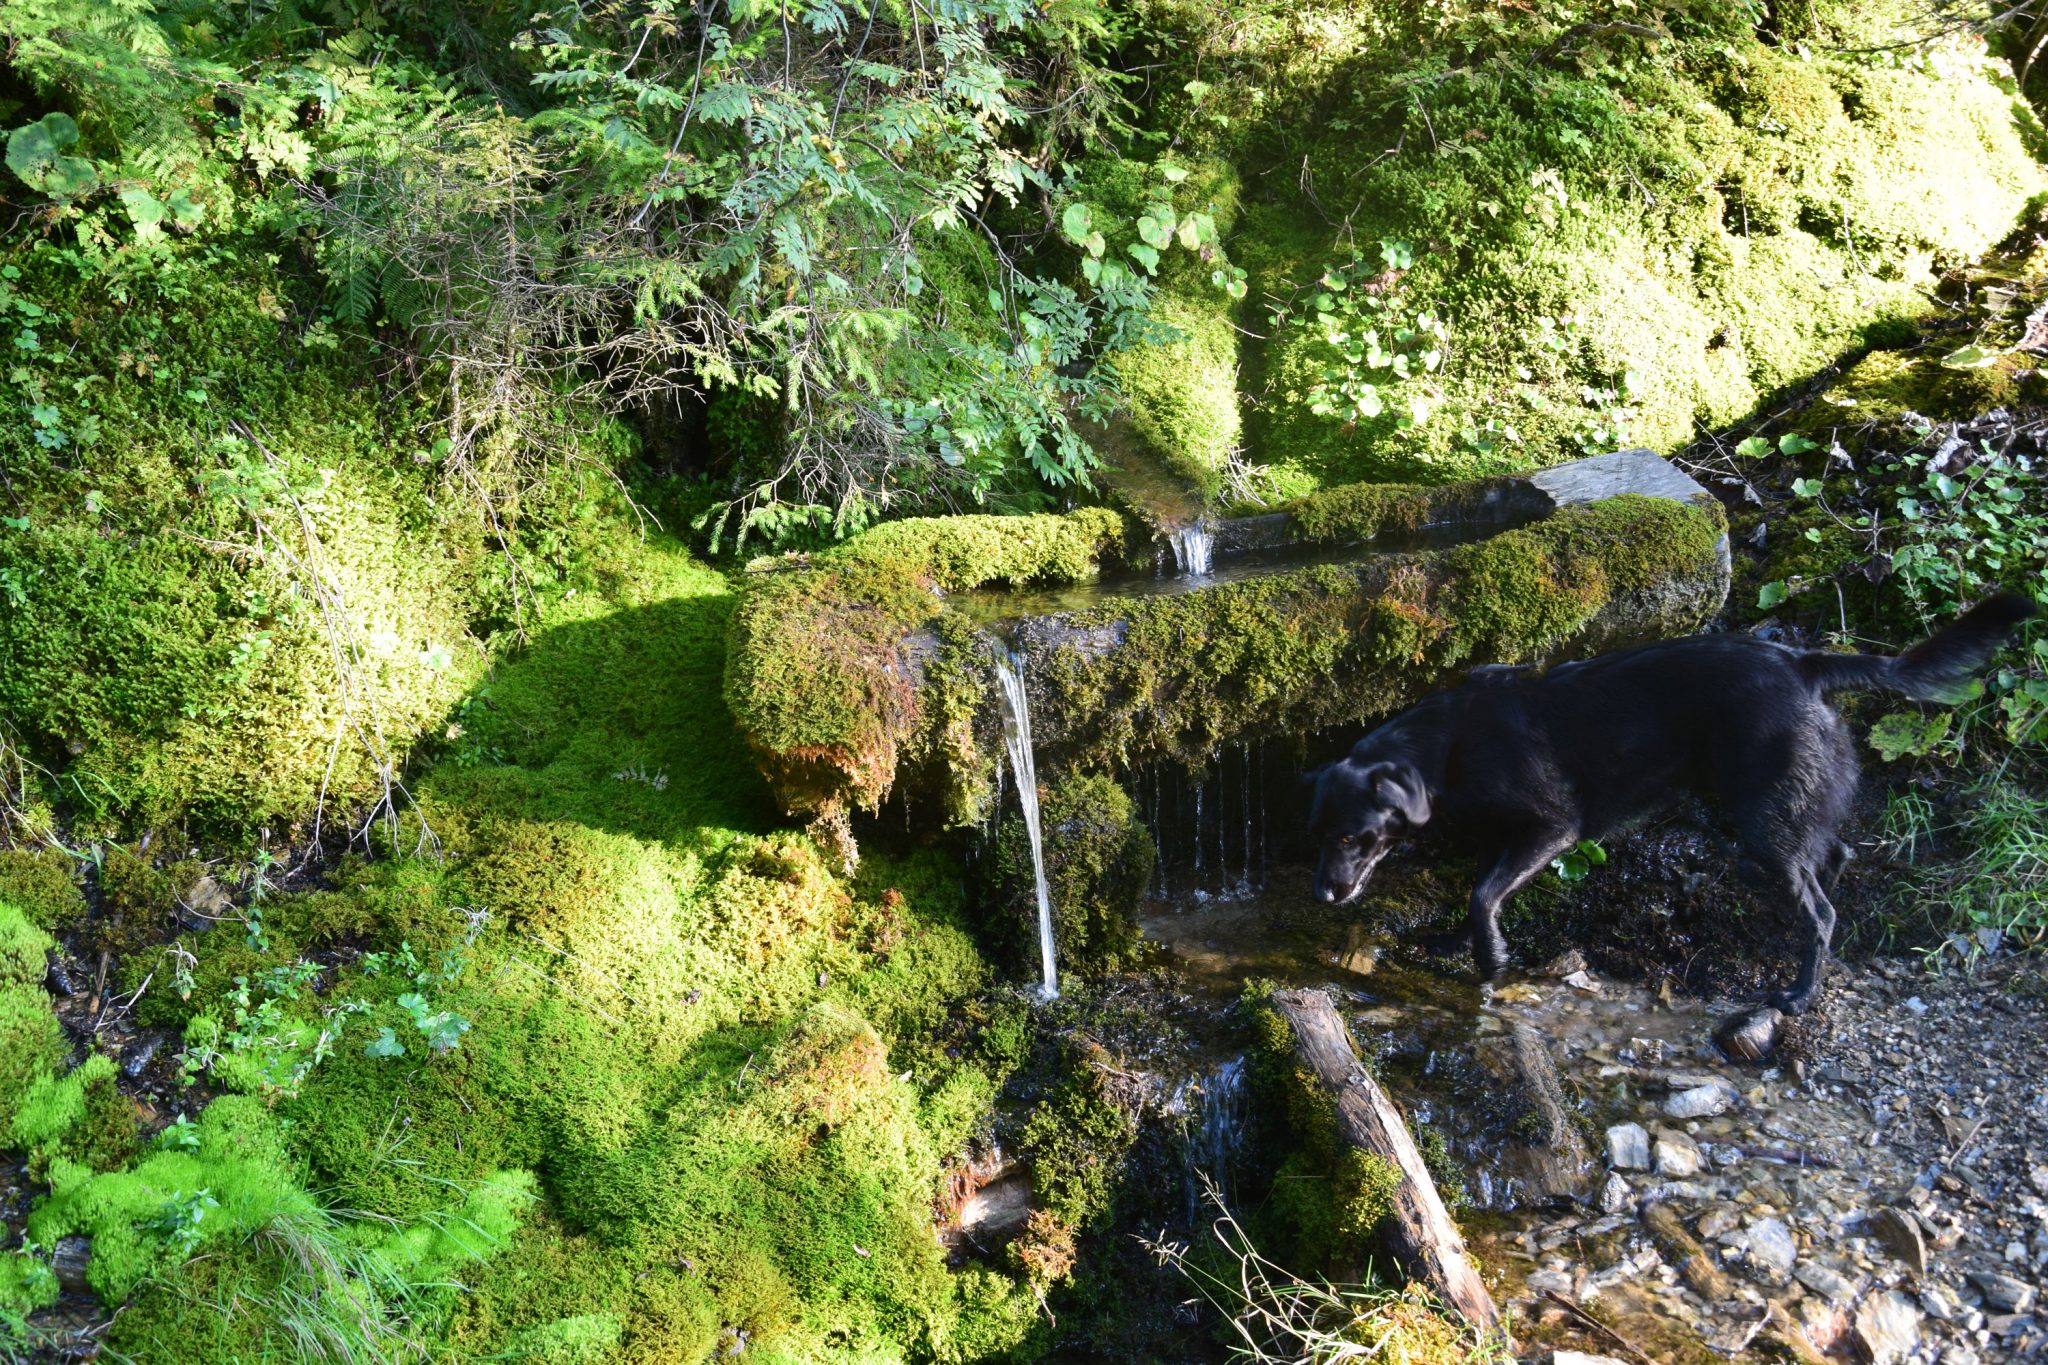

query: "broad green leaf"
left=1790, top=477, right=1822, bottom=497
left=1137, top=211, right=1174, bottom=250
left=1868, top=710, right=1950, bottom=762
left=1160, top=164, right=1190, bottom=182
left=1736, top=436, right=1772, bottom=459
left=1127, top=242, right=1160, bottom=273
left=119, top=186, right=165, bottom=241
left=6, top=114, right=95, bottom=199
left=1939, top=343, right=2001, bottom=370
left=1060, top=201, right=1094, bottom=244
left=1778, top=432, right=1819, bottom=455
left=1757, top=579, right=1789, bottom=609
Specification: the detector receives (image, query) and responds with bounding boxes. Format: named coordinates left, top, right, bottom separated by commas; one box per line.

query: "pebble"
left=1664, top=1081, right=1737, bottom=1120
left=1742, top=1217, right=1797, bottom=1282
left=1698, top=1204, right=1742, bottom=1239
left=1965, top=1270, right=2037, bottom=1313
left=1605, top=1122, right=1650, bottom=1171
left=1548, top=1354, right=1629, bottom=1365
left=1653, top=1130, right=1703, bottom=1178
left=1869, top=1205, right=1930, bottom=1275
left=1794, top=1259, right=1855, bottom=1303
left=1856, top=1290, right=1925, bottom=1365
left=1597, top=1171, right=1635, bottom=1215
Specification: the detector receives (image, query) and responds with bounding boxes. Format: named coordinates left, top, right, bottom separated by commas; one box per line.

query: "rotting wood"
left=1270, top=988, right=1506, bottom=1343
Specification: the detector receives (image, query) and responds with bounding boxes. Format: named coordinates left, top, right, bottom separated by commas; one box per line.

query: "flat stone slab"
left=1530, top=448, right=1716, bottom=509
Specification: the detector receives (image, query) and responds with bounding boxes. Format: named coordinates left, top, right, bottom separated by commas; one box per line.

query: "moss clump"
left=1283, top=482, right=1439, bottom=543
left=0, top=849, right=82, bottom=931
left=1024, top=494, right=1723, bottom=774
left=11, top=1053, right=138, bottom=1177
left=0, top=901, right=54, bottom=989
left=1016, top=1040, right=1141, bottom=1230
left=0, top=986, right=68, bottom=1135
left=726, top=508, right=1123, bottom=817
left=991, top=772, right=1153, bottom=976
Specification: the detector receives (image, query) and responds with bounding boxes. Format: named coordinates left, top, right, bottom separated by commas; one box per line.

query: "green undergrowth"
left=56, top=536, right=1055, bottom=1363
left=0, top=242, right=648, bottom=841
left=1113, top=0, right=2046, bottom=496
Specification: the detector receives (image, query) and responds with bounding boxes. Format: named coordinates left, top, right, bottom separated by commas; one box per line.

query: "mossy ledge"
left=726, top=457, right=1728, bottom=824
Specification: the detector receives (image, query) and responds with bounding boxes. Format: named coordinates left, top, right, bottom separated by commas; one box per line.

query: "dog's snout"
left=1316, top=883, right=1336, bottom=904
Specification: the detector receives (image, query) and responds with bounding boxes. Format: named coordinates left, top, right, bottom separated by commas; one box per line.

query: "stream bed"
left=1128, top=863, right=2048, bottom=1364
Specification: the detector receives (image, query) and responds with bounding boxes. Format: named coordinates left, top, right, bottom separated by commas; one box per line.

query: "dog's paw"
left=1763, top=989, right=1815, bottom=1016
left=1415, top=928, right=1471, bottom=960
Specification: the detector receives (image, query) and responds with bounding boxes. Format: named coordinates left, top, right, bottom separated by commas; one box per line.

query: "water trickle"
left=1171, top=1055, right=1250, bottom=1224
left=1166, top=521, right=1215, bottom=578
left=992, top=651, right=1058, bottom=999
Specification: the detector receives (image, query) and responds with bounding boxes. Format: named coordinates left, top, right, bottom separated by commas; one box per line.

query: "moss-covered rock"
left=725, top=509, right=1125, bottom=819
left=991, top=773, right=1153, bottom=977
left=0, top=984, right=67, bottom=1135
left=0, top=848, right=83, bottom=931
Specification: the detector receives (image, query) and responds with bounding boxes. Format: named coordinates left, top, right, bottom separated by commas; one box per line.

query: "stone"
left=1921, top=1281, right=1963, bottom=1322
left=1698, top=1204, right=1742, bottom=1239
left=1855, top=1290, right=1924, bottom=1365
left=1524, top=1269, right=1574, bottom=1297
left=1742, top=1217, right=1797, bottom=1282
left=1794, top=1260, right=1855, bottom=1304
left=1966, top=1270, right=2037, bottom=1313
left=1548, top=1354, right=1630, bottom=1365
left=1869, top=1206, right=1929, bottom=1275
left=1664, top=1081, right=1737, bottom=1120
left=1598, top=1171, right=1636, bottom=1215
left=1337, top=922, right=1378, bottom=978
left=1606, top=1122, right=1651, bottom=1171
left=1654, top=1130, right=1703, bottom=1178
left=1714, top=1005, right=1785, bottom=1063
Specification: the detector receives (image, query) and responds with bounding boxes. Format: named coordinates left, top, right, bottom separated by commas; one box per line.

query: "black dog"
left=1307, top=593, right=2038, bottom=1012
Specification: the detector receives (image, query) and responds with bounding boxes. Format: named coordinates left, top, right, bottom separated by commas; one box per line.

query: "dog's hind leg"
left=1767, top=865, right=1839, bottom=1015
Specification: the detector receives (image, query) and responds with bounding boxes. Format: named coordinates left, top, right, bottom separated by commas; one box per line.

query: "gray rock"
left=1698, top=1204, right=1742, bottom=1239
left=1855, top=1290, right=1923, bottom=1365
left=1548, top=1354, right=1630, bottom=1365
left=1664, top=1081, right=1737, bottom=1120
left=1742, top=1217, right=1797, bottom=1282
left=1794, top=1260, right=1855, bottom=1303
left=1920, top=1280, right=1962, bottom=1322
left=1869, top=1205, right=1929, bottom=1275
left=1525, top=1269, right=1575, bottom=1297
left=1966, top=1270, right=2037, bottom=1313
left=1598, top=1171, right=1636, bottom=1215
left=1654, top=1130, right=1703, bottom=1178
left=1606, top=1122, right=1651, bottom=1171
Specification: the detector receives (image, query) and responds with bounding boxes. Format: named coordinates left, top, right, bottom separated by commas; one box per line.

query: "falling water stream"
left=993, top=651, right=1058, bottom=999
left=1166, top=520, right=1215, bottom=577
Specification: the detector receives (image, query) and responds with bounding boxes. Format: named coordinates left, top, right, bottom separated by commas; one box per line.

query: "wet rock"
left=1606, top=1122, right=1651, bottom=1171
left=1854, top=1289, right=1924, bottom=1365
left=1643, top=1200, right=1734, bottom=1300
left=1794, top=1259, right=1855, bottom=1304
left=955, top=1171, right=1035, bottom=1248
left=1698, top=1204, right=1742, bottom=1239
left=1525, top=1268, right=1574, bottom=1297
left=1474, top=1023, right=1594, bottom=1201
left=51, top=1236, right=91, bottom=1293
left=1337, top=923, right=1379, bottom=978
left=1870, top=1205, right=1929, bottom=1275
left=1920, top=1280, right=1963, bottom=1322
left=122, top=1031, right=168, bottom=1080
left=1654, top=1130, right=1703, bottom=1178
left=1536, top=949, right=1589, bottom=980
left=44, top=951, right=76, bottom=997
left=1663, top=1080, right=1737, bottom=1120
left=1741, top=1217, right=1797, bottom=1283
left=1548, top=1354, right=1630, bottom=1365
left=1966, top=1270, right=2037, bottom=1313
left=1598, top=1171, right=1636, bottom=1216
left=1714, top=1005, right=1785, bottom=1063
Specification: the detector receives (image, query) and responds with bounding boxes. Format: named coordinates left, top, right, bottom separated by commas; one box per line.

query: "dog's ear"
left=1366, top=761, right=1431, bottom=827
left=1298, top=763, right=1330, bottom=793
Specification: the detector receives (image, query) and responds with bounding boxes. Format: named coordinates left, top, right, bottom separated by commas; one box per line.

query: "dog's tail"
left=1799, top=591, right=2039, bottom=701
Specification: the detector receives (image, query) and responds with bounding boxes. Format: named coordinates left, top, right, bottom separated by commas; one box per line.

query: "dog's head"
left=1305, top=757, right=1432, bottom=905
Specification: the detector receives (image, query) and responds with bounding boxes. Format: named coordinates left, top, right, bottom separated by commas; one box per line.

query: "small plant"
left=1269, top=240, right=1448, bottom=432
left=1550, top=838, right=1608, bottom=882
left=360, top=908, right=487, bottom=1060
left=150, top=1189, right=220, bottom=1255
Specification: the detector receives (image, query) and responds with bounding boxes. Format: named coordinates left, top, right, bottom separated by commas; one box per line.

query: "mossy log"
left=1270, top=988, right=1505, bottom=1343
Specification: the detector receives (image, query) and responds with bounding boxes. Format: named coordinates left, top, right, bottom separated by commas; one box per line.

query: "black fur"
left=1307, top=593, right=2039, bottom=1012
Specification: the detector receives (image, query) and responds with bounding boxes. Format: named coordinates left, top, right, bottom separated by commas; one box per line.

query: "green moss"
left=0, top=984, right=67, bottom=1135
left=991, top=772, right=1153, bottom=976
left=12, top=1054, right=139, bottom=1177
left=726, top=509, right=1123, bottom=817
left=0, top=848, right=83, bottom=931
left=0, top=901, right=53, bottom=989
left=1016, top=1041, right=1141, bottom=1229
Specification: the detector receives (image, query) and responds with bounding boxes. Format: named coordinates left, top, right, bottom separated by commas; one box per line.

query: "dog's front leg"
left=1464, top=832, right=1579, bottom=980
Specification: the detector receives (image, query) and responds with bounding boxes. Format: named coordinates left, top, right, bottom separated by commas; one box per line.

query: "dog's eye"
left=1338, top=835, right=1355, bottom=846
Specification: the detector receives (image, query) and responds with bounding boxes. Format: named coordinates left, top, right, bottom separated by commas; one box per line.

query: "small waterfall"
left=993, top=652, right=1058, bottom=999
left=1171, top=1056, right=1250, bottom=1223
left=1166, top=521, right=1215, bottom=578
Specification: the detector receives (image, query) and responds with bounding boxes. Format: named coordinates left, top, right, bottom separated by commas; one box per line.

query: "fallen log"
left=1270, top=988, right=1505, bottom=1342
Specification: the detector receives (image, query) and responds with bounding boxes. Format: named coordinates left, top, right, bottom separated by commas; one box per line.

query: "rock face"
left=726, top=453, right=1730, bottom=828
left=1855, top=1290, right=1924, bottom=1365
